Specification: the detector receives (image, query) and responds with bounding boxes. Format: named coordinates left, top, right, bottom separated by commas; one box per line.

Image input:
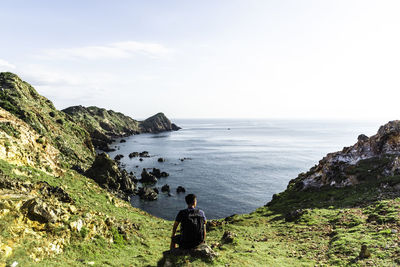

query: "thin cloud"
left=39, top=41, right=171, bottom=60
left=0, top=59, right=16, bottom=70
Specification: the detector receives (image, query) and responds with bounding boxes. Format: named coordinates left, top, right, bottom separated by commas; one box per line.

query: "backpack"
left=181, top=209, right=205, bottom=248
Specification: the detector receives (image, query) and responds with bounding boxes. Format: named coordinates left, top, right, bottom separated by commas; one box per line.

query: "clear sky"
left=0, top=0, right=399, bottom=120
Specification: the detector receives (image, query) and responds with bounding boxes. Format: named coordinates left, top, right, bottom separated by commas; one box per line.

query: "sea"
left=107, top=119, right=383, bottom=221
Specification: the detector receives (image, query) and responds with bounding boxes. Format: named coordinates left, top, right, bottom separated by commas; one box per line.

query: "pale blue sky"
left=1, top=0, right=399, bottom=119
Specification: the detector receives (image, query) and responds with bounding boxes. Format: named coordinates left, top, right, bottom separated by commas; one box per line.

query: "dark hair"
left=185, top=194, right=196, bottom=205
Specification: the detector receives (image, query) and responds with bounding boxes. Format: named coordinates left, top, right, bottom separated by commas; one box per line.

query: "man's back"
left=170, top=194, right=206, bottom=250
left=175, top=208, right=206, bottom=249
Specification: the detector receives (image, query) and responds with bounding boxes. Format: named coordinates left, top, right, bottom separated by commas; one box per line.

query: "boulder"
left=114, top=154, right=124, bottom=161
left=176, top=186, right=186, bottom=193
left=359, top=245, right=371, bottom=259
left=139, top=151, right=150, bottom=157
left=120, top=139, right=126, bottom=143
left=161, top=172, right=169, bottom=177
left=158, top=157, right=165, bottom=162
left=140, top=169, right=158, bottom=184
left=163, top=244, right=217, bottom=260
left=161, top=184, right=170, bottom=193
left=21, top=198, right=58, bottom=223
left=150, top=168, right=162, bottom=178
left=285, top=209, right=305, bottom=222
left=129, top=152, right=139, bottom=158
left=221, top=231, right=236, bottom=244
left=138, top=187, right=158, bottom=201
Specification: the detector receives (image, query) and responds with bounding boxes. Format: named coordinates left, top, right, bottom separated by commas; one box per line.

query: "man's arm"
left=170, top=221, right=180, bottom=249
left=203, top=221, right=206, bottom=242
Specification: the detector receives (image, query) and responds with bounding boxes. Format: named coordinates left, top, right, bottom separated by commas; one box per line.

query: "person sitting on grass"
left=170, top=194, right=207, bottom=250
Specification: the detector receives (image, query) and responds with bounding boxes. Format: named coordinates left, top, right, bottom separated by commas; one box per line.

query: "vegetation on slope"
left=0, top=73, right=94, bottom=168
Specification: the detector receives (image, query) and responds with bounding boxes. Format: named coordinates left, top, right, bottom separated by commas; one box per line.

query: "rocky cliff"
left=139, top=112, right=181, bottom=133
left=286, top=120, right=400, bottom=191
left=0, top=72, right=95, bottom=168
left=62, top=105, right=141, bottom=151
left=0, top=107, right=61, bottom=174
left=63, top=106, right=180, bottom=150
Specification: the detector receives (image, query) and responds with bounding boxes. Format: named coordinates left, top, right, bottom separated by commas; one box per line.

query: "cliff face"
left=62, top=105, right=141, bottom=151
left=287, top=120, right=400, bottom=191
left=63, top=106, right=180, bottom=150
left=0, top=107, right=61, bottom=174
left=0, top=72, right=95, bottom=168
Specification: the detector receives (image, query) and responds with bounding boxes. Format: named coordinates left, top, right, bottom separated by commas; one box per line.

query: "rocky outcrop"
left=0, top=72, right=95, bottom=168
left=63, top=106, right=180, bottom=151
left=176, top=186, right=186, bottom=193
left=62, top=105, right=141, bottom=151
left=139, top=112, right=181, bottom=133
left=138, top=187, right=158, bottom=201
left=84, top=153, right=135, bottom=199
left=140, top=169, right=158, bottom=184
left=0, top=107, right=62, bottom=174
left=287, top=120, right=400, bottom=191
left=0, top=173, right=137, bottom=263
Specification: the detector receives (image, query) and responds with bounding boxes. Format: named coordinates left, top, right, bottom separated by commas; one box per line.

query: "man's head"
left=185, top=194, right=197, bottom=207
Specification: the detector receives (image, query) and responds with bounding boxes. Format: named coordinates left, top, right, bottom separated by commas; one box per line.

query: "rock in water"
left=139, top=112, right=181, bottom=133
left=150, top=168, right=162, bottom=178
left=158, top=157, right=165, bottom=162
left=176, top=186, right=186, bottom=193
left=129, top=152, right=139, bottom=158
left=138, top=187, right=158, bottom=201
left=161, top=184, right=170, bottom=193
left=114, top=154, right=124, bottom=161
left=140, top=169, right=158, bottom=184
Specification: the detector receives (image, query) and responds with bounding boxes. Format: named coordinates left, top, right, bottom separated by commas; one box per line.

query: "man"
left=170, top=194, right=206, bottom=249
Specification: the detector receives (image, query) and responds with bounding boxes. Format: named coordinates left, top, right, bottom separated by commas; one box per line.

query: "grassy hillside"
left=2, top=155, right=399, bottom=266
left=0, top=72, right=94, bottom=168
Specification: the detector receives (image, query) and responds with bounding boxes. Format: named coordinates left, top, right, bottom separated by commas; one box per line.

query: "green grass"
left=1, top=158, right=400, bottom=266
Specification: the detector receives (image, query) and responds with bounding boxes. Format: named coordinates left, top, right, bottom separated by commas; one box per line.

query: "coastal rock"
left=161, top=184, right=170, bottom=193
left=21, top=198, right=58, bottom=223
left=158, top=157, right=165, bottom=162
left=139, top=151, right=150, bottom=157
left=84, top=153, right=135, bottom=195
left=120, top=139, right=126, bottom=143
left=286, top=120, right=400, bottom=191
left=150, top=168, right=168, bottom=178
left=138, top=187, right=158, bottom=201
left=129, top=152, right=139, bottom=158
left=150, top=168, right=162, bottom=178
left=114, top=154, right=124, bottom=161
left=140, top=169, right=158, bottom=184
left=139, top=113, right=181, bottom=133
left=176, top=186, right=186, bottom=193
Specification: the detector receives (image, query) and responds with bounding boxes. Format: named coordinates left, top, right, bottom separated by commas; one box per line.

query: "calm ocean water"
left=108, top=119, right=382, bottom=220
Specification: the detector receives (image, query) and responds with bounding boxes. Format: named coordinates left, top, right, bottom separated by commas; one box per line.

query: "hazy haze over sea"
left=108, top=119, right=383, bottom=220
